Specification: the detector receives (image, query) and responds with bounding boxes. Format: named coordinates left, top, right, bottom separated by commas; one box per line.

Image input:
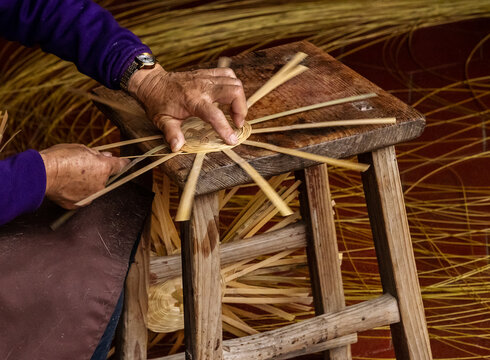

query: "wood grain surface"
left=359, top=147, right=432, bottom=360
left=180, top=192, right=223, bottom=360
left=297, top=164, right=351, bottom=360
left=93, top=41, right=425, bottom=194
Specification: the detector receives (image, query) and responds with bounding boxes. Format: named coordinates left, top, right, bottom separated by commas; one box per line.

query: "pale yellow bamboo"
left=248, top=93, right=378, bottom=125
left=93, top=135, right=164, bottom=151
left=243, top=140, right=369, bottom=172
left=175, top=153, right=206, bottom=221
left=75, top=152, right=181, bottom=206
left=222, top=148, right=293, bottom=217
left=251, top=117, right=396, bottom=134
left=0, top=111, right=8, bottom=146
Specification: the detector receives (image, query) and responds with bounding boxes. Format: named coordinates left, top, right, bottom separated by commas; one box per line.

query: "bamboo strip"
left=222, top=314, right=259, bottom=335
left=248, top=65, right=308, bottom=109
left=225, top=250, right=295, bottom=283
left=0, top=129, right=20, bottom=153
left=223, top=296, right=313, bottom=304
left=108, top=144, right=167, bottom=185
left=93, top=135, right=164, bottom=151
left=223, top=174, right=289, bottom=242
left=252, top=304, right=296, bottom=321
left=251, top=117, right=396, bottom=134
left=175, top=153, right=206, bottom=221
left=0, top=111, right=7, bottom=146
left=248, top=93, right=378, bottom=125
left=222, top=148, right=293, bottom=216
left=75, top=152, right=181, bottom=206
left=243, top=140, right=369, bottom=172
left=246, top=52, right=308, bottom=108
left=220, top=187, right=240, bottom=210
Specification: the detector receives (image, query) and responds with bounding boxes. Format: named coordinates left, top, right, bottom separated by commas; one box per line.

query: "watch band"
left=120, top=52, right=156, bottom=91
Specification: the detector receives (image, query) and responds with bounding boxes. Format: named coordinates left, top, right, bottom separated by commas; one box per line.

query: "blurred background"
left=0, top=1, right=488, bottom=358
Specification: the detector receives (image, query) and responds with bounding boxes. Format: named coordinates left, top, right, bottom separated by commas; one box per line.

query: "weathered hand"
left=128, top=64, right=248, bottom=152
left=40, top=144, right=129, bottom=209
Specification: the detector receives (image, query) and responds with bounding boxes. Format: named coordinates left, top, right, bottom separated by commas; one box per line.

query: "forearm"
left=0, top=0, right=150, bottom=88
left=0, top=150, right=46, bottom=225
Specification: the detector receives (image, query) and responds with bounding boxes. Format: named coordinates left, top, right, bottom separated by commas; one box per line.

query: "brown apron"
left=0, top=182, right=153, bottom=360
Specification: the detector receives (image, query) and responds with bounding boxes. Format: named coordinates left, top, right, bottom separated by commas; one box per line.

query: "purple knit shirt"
left=0, top=0, right=151, bottom=224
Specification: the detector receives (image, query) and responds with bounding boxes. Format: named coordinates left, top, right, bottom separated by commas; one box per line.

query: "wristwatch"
left=120, top=52, right=157, bottom=91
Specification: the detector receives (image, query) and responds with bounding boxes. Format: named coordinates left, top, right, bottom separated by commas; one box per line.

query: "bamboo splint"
left=75, top=152, right=181, bottom=206
left=243, top=140, right=369, bottom=172
left=156, top=294, right=399, bottom=360
left=252, top=117, right=396, bottom=134
left=246, top=52, right=308, bottom=108
left=0, top=111, right=8, bottom=146
left=175, top=153, right=206, bottom=221
left=222, top=148, right=293, bottom=217
left=248, top=93, right=378, bottom=125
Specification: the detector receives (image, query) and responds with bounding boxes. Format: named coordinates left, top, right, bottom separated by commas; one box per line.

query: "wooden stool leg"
left=359, top=146, right=432, bottom=360
left=115, top=217, right=150, bottom=360
left=297, top=164, right=352, bottom=360
left=181, top=192, right=223, bottom=360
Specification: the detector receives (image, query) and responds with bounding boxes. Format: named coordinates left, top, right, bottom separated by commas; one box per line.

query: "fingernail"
left=229, top=133, right=238, bottom=145
left=171, top=138, right=184, bottom=152
left=101, top=151, right=113, bottom=157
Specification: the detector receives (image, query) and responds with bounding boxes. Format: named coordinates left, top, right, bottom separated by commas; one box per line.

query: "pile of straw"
left=0, top=0, right=488, bottom=358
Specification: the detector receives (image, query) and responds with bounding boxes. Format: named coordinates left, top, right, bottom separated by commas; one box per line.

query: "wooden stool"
left=95, top=41, right=432, bottom=360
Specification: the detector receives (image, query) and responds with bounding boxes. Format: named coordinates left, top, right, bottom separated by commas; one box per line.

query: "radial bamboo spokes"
left=93, top=135, right=165, bottom=151
left=252, top=117, right=396, bottom=134
left=243, top=140, right=369, bottom=172
left=175, top=153, right=206, bottom=222
left=246, top=52, right=308, bottom=108
left=75, top=152, right=181, bottom=207
left=248, top=93, right=378, bottom=125
left=222, top=148, right=293, bottom=217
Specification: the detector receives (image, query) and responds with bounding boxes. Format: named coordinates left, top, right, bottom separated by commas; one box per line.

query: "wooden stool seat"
left=95, top=41, right=432, bottom=360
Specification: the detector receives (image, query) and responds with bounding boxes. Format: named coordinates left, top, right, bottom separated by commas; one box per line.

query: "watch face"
left=136, top=53, right=156, bottom=67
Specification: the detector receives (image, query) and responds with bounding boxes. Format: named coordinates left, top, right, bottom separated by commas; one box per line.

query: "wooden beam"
left=181, top=192, right=223, bottom=359
left=359, top=146, right=432, bottom=360
left=115, top=217, right=150, bottom=360
left=156, top=294, right=399, bottom=360
left=150, top=223, right=307, bottom=284
left=297, top=164, right=351, bottom=360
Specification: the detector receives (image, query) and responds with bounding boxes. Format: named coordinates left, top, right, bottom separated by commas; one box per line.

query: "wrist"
left=40, top=152, right=57, bottom=196
left=127, top=63, right=167, bottom=100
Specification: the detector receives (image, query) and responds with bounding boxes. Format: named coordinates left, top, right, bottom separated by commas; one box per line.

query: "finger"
left=192, top=100, right=237, bottom=145
left=199, top=76, right=242, bottom=87
left=210, top=85, right=247, bottom=128
left=107, top=156, right=131, bottom=176
left=154, top=115, right=186, bottom=152
left=191, top=67, right=237, bottom=79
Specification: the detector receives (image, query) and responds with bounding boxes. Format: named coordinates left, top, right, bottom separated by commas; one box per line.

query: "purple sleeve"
left=0, top=0, right=151, bottom=89
left=0, top=150, right=47, bottom=225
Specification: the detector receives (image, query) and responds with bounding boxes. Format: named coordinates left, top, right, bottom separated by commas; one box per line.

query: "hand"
left=128, top=64, right=248, bottom=152
left=40, top=144, right=129, bottom=209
